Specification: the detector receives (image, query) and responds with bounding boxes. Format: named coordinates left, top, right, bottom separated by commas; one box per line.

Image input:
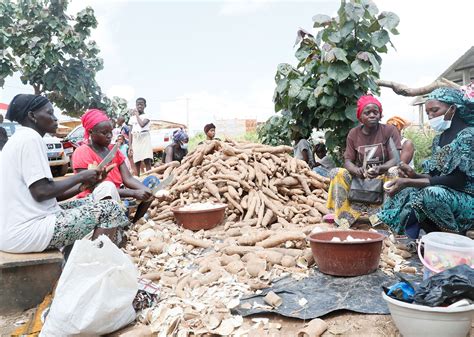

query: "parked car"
left=61, top=125, right=84, bottom=168
left=1, top=122, right=69, bottom=177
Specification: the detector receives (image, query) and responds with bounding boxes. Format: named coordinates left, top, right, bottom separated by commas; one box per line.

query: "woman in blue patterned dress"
left=377, top=88, right=474, bottom=237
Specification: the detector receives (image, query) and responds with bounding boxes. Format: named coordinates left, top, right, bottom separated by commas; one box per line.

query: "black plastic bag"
left=413, top=264, right=474, bottom=307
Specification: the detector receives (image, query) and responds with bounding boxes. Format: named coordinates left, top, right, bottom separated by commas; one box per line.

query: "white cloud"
left=106, top=85, right=136, bottom=102
left=218, top=0, right=273, bottom=16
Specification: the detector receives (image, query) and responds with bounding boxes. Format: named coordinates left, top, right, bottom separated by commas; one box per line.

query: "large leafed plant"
left=261, top=0, right=399, bottom=158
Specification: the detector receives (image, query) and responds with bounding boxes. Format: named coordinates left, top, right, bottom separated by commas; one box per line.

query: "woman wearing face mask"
left=326, top=94, right=401, bottom=228
left=377, top=88, right=474, bottom=237
left=163, top=129, right=189, bottom=163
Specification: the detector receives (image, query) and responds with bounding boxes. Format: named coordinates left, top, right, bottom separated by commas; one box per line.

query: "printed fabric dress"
left=377, top=128, right=474, bottom=234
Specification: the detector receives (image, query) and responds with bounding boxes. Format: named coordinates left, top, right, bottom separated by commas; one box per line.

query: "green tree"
left=102, top=96, right=129, bottom=120
left=266, top=0, right=399, bottom=159
left=0, top=0, right=104, bottom=116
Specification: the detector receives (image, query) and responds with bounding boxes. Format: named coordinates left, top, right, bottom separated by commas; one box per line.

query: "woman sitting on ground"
left=377, top=88, right=474, bottom=237
left=0, top=95, right=129, bottom=253
left=72, top=109, right=153, bottom=202
left=163, top=129, right=189, bottom=163
left=386, top=116, right=415, bottom=167
left=326, top=94, right=401, bottom=228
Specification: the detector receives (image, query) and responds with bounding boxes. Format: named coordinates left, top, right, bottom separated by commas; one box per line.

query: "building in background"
left=214, top=118, right=257, bottom=138
left=412, top=46, right=474, bottom=127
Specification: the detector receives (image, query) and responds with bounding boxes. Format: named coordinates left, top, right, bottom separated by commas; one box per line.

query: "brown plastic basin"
left=171, top=204, right=227, bottom=231
left=308, top=230, right=385, bottom=277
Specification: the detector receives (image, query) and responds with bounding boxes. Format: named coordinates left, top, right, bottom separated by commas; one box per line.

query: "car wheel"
left=53, top=164, right=69, bottom=177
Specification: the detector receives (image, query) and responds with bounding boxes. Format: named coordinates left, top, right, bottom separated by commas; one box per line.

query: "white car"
left=1, top=122, right=69, bottom=177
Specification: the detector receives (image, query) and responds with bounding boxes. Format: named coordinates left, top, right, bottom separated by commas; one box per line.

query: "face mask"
left=429, top=106, right=454, bottom=132
left=180, top=143, right=188, bottom=150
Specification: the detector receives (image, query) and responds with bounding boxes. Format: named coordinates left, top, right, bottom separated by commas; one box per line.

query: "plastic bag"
left=413, top=264, right=474, bottom=307
left=40, top=236, right=138, bottom=336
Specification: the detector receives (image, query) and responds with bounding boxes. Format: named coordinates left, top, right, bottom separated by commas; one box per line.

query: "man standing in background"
left=129, top=97, right=153, bottom=176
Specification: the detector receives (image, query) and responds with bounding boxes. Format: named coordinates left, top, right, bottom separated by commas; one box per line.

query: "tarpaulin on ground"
left=233, top=267, right=422, bottom=320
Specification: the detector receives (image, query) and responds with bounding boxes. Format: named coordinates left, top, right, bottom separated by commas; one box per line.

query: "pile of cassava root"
left=143, top=139, right=331, bottom=227
left=122, top=140, right=416, bottom=335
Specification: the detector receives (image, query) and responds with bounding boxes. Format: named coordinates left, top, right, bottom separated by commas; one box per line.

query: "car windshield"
left=0, top=122, right=17, bottom=137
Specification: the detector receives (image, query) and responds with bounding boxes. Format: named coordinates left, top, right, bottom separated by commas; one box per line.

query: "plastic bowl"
left=308, top=230, right=384, bottom=276
left=383, top=292, right=474, bottom=337
left=171, top=204, right=227, bottom=231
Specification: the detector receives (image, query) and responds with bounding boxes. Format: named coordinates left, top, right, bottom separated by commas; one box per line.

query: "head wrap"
left=6, top=94, right=49, bottom=123
left=204, top=123, right=216, bottom=133
left=173, top=129, right=188, bottom=143
left=356, top=95, right=383, bottom=121
left=81, top=109, right=110, bottom=141
left=386, top=116, right=410, bottom=131
left=427, top=87, right=474, bottom=126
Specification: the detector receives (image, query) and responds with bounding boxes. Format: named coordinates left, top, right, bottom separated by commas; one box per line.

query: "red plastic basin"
left=308, top=230, right=385, bottom=277
left=171, top=204, right=227, bottom=231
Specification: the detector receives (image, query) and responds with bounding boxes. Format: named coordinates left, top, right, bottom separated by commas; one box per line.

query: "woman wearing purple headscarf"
left=162, top=129, right=189, bottom=163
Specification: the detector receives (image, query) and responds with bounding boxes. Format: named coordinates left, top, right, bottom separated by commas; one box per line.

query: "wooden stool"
left=0, top=250, right=63, bottom=314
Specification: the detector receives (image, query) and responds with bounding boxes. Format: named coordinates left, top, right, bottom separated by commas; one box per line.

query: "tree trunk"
left=33, top=84, right=41, bottom=95
left=376, top=78, right=460, bottom=97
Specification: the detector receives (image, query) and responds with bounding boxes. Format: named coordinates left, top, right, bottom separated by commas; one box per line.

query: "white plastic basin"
left=383, top=292, right=474, bottom=337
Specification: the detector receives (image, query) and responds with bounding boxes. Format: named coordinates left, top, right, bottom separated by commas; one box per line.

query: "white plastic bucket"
left=417, top=232, right=474, bottom=279
left=383, top=292, right=474, bottom=337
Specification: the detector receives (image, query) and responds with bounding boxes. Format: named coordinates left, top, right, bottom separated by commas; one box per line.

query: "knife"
left=388, top=137, right=401, bottom=165
left=80, top=142, right=121, bottom=192
left=133, top=174, right=174, bottom=223
left=97, top=142, right=120, bottom=170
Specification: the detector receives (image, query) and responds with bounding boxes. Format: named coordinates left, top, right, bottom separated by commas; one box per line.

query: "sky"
left=1, top=0, right=473, bottom=133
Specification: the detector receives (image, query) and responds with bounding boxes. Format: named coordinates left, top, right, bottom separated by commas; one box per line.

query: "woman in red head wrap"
left=326, top=94, right=401, bottom=228
left=73, top=109, right=155, bottom=209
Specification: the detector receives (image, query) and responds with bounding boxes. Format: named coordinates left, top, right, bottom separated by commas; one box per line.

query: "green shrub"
left=403, top=127, right=435, bottom=172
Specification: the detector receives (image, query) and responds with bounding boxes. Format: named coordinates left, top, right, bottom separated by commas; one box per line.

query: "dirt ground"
left=0, top=309, right=400, bottom=336
left=2, top=307, right=474, bottom=336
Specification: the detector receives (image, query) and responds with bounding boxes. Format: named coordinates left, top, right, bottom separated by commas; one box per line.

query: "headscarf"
left=356, top=95, right=383, bottom=121
left=6, top=94, right=49, bottom=123
left=173, top=129, right=188, bottom=143
left=204, top=123, right=216, bottom=134
left=81, top=109, right=110, bottom=141
left=427, top=87, right=474, bottom=126
left=386, top=116, right=410, bottom=132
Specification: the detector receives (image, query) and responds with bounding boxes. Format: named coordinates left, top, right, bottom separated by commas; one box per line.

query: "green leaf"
left=328, top=31, right=341, bottom=44
left=277, top=63, right=293, bottom=76
left=326, top=47, right=348, bottom=63
left=378, top=11, right=400, bottom=30
left=371, top=30, right=390, bottom=48
left=276, top=78, right=288, bottom=94
left=345, top=2, right=364, bottom=21
left=366, top=52, right=381, bottom=73
left=351, top=59, right=370, bottom=75
left=307, top=93, right=317, bottom=108
left=345, top=104, right=358, bottom=122
left=297, top=87, right=312, bottom=101
left=338, top=81, right=355, bottom=96
left=361, top=0, right=379, bottom=16
left=312, top=14, right=332, bottom=27
left=327, top=62, right=351, bottom=82
left=288, top=79, right=303, bottom=98
left=320, top=94, right=337, bottom=107
left=295, top=45, right=311, bottom=61
left=340, top=20, right=355, bottom=38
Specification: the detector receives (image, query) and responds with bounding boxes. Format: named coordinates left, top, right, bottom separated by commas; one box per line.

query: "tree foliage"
left=0, top=0, right=105, bottom=116
left=102, top=96, right=129, bottom=120
left=262, top=0, right=399, bottom=157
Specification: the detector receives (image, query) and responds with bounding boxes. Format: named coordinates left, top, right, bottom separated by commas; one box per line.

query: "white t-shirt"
left=0, top=128, right=60, bottom=253
left=129, top=113, right=151, bottom=133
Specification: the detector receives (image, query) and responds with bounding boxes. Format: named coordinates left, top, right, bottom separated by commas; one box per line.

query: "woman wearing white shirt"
left=0, top=94, right=128, bottom=253
left=128, top=97, right=153, bottom=175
